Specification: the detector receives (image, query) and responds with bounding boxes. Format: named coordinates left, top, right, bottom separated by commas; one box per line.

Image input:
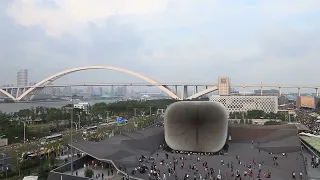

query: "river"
left=0, top=99, right=119, bottom=113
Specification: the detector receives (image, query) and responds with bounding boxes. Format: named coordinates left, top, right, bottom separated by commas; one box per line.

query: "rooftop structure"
left=210, top=95, right=278, bottom=113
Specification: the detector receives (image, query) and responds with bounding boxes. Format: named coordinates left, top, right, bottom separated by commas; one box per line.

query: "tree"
left=7, top=143, right=37, bottom=176
left=49, top=155, right=56, bottom=167
left=245, top=119, right=249, bottom=124
left=85, top=168, right=94, bottom=178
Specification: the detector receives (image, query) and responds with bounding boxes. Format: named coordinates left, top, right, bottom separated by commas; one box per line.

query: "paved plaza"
left=127, top=143, right=308, bottom=180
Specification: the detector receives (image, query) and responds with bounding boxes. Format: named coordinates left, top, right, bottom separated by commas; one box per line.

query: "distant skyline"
left=0, top=0, right=320, bottom=87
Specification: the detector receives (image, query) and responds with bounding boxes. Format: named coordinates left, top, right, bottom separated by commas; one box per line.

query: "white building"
left=210, top=95, right=278, bottom=113
left=74, top=102, right=90, bottom=112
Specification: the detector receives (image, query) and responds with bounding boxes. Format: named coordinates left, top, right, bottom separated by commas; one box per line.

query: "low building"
left=296, top=96, right=316, bottom=109
left=210, top=95, right=278, bottom=113
left=74, top=102, right=90, bottom=112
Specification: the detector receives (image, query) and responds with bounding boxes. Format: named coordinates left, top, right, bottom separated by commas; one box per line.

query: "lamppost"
left=5, top=166, right=8, bottom=180
left=149, top=106, right=152, bottom=116
left=23, top=121, right=26, bottom=144
left=133, top=108, right=137, bottom=117
left=77, top=114, right=81, bottom=130
left=106, top=111, right=110, bottom=124
left=72, top=122, right=79, bottom=132
left=70, top=94, right=77, bottom=175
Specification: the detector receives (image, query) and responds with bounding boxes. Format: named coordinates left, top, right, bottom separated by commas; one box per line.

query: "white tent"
left=299, top=132, right=320, bottom=138
left=23, top=176, right=38, bottom=180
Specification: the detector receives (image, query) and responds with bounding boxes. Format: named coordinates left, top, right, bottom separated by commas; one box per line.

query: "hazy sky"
left=1, top=0, right=320, bottom=88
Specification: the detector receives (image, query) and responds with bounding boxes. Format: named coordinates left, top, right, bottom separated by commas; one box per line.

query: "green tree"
left=8, top=143, right=37, bottom=176
left=85, top=168, right=94, bottom=178
left=49, top=155, right=56, bottom=167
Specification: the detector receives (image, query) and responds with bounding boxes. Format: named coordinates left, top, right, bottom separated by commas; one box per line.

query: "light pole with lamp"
left=23, top=121, right=26, bottom=144
left=106, top=111, right=110, bottom=124
left=70, top=94, right=77, bottom=175
left=72, top=122, right=79, bottom=132
left=149, top=106, right=152, bottom=116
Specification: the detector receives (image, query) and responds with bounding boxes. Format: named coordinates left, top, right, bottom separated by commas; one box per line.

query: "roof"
left=72, top=126, right=164, bottom=168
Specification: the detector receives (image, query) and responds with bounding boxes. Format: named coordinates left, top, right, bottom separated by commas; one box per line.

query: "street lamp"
left=23, top=121, right=26, bottom=144
left=149, top=106, right=152, bottom=116
left=133, top=108, right=137, bottom=117
left=70, top=94, right=77, bottom=175
left=71, top=122, right=79, bottom=132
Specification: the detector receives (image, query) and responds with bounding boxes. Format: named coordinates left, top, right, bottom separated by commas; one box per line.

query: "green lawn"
left=300, top=136, right=320, bottom=152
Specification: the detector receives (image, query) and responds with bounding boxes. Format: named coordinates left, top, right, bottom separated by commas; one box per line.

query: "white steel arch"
left=17, top=66, right=181, bottom=101
left=0, top=89, right=16, bottom=100
left=186, top=85, right=218, bottom=100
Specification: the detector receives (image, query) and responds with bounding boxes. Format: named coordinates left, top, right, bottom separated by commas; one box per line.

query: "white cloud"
left=7, top=0, right=169, bottom=36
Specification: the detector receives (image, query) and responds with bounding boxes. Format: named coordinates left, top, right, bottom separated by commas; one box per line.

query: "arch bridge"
left=0, top=66, right=218, bottom=101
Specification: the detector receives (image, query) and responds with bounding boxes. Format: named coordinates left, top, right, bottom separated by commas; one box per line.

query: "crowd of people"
left=124, top=142, right=306, bottom=180
left=296, top=109, right=320, bottom=135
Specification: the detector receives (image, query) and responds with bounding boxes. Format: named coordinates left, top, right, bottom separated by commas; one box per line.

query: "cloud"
left=7, top=0, right=168, bottom=36
left=1, top=0, right=320, bottom=91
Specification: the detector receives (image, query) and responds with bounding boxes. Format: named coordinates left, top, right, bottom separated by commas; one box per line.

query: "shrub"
left=85, top=168, right=94, bottom=178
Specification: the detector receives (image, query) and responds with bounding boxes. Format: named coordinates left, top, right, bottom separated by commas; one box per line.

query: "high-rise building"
left=86, top=87, right=94, bottom=95
left=218, top=77, right=230, bottom=96
left=98, top=87, right=103, bottom=96
left=17, top=69, right=28, bottom=87
left=111, top=86, right=115, bottom=95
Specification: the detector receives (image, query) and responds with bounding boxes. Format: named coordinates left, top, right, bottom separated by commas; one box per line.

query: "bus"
left=83, top=126, right=98, bottom=135
left=40, top=134, right=63, bottom=145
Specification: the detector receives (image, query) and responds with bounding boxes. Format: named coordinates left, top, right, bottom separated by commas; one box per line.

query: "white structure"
left=17, top=69, right=28, bottom=87
left=210, top=95, right=278, bottom=113
left=74, top=102, right=90, bottom=112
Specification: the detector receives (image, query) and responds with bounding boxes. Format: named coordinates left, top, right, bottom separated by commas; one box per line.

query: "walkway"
left=302, top=148, right=320, bottom=180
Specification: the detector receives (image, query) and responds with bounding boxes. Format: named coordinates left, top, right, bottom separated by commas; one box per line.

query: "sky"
left=1, top=0, right=320, bottom=90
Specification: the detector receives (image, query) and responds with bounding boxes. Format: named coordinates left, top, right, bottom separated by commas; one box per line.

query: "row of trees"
left=90, top=99, right=176, bottom=118
left=229, top=110, right=287, bottom=121
left=0, top=99, right=175, bottom=144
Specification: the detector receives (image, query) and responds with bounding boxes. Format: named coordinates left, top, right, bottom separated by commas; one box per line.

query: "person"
left=292, top=172, right=296, bottom=179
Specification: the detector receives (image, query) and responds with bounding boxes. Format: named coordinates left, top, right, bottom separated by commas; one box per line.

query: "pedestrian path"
left=65, top=167, right=121, bottom=180
left=302, top=149, right=320, bottom=180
